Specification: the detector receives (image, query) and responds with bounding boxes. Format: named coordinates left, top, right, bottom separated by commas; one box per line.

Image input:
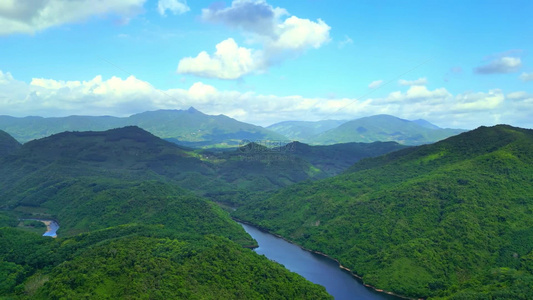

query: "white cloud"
left=474, top=57, right=522, bottom=74
left=177, top=38, right=263, bottom=79
left=506, top=91, right=530, bottom=100
left=1, top=70, right=531, bottom=130
left=267, top=16, right=330, bottom=51
left=338, top=35, right=353, bottom=48
left=398, top=77, right=428, bottom=86
left=179, top=0, right=331, bottom=79
left=520, top=72, right=533, bottom=82
left=0, top=0, right=145, bottom=35
left=157, top=0, right=189, bottom=16
left=453, top=89, right=504, bottom=111
left=368, top=80, right=383, bottom=89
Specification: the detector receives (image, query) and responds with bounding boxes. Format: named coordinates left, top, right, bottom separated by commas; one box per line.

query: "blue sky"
left=1, top=0, right=532, bottom=129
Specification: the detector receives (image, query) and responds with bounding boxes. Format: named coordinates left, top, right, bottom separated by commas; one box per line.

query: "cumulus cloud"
left=474, top=57, right=522, bottom=74
left=453, top=89, right=504, bottom=111
left=398, top=77, right=428, bottom=86
left=178, top=0, right=331, bottom=79
left=0, top=0, right=145, bottom=35
left=201, top=0, right=285, bottom=36
left=520, top=72, right=533, bottom=82
left=157, top=0, right=189, bottom=16
left=385, top=85, right=451, bottom=104
left=1, top=70, right=531, bottom=129
left=368, top=80, right=383, bottom=89
left=177, top=38, right=263, bottom=79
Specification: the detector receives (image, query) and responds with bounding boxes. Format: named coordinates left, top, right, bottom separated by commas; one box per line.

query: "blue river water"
left=239, top=222, right=400, bottom=300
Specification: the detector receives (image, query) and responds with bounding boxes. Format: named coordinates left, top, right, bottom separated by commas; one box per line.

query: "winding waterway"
left=239, top=222, right=400, bottom=300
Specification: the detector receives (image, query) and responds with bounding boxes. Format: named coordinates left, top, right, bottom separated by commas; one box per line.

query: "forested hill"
left=277, top=141, right=407, bottom=176
left=0, top=125, right=332, bottom=298
left=0, top=129, right=20, bottom=156
left=233, top=125, right=533, bottom=299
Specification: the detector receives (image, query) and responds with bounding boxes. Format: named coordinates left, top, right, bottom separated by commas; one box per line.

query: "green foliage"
left=0, top=226, right=332, bottom=299
left=0, top=124, right=337, bottom=299
left=0, top=211, right=18, bottom=227
left=234, top=125, right=533, bottom=298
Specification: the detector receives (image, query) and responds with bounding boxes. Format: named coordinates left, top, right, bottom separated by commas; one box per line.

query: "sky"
left=0, top=0, right=532, bottom=129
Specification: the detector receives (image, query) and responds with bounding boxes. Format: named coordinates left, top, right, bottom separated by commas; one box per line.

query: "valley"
left=0, top=115, right=531, bottom=299
left=2, top=2, right=531, bottom=298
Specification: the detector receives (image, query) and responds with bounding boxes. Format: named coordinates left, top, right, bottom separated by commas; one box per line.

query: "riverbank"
left=234, top=218, right=419, bottom=300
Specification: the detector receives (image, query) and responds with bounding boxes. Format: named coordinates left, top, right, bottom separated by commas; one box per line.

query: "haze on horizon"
left=1, top=0, right=532, bottom=129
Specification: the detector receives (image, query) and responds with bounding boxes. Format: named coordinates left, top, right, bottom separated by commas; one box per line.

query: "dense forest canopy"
left=234, top=125, right=533, bottom=299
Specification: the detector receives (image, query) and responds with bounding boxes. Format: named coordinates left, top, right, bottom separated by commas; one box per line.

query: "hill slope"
left=0, top=129, right=20, bottom=156
left=309, top=114, right=464, bottom=145
left=234, top=125, right=533, bottom=298
left=0, top=225, right=332, bottom=299
left=0, top=108, right=285, bottom=147
left=0, top=125, right=333, bottom=298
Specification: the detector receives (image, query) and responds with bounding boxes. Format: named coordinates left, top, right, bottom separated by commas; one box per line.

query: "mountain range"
left=0, top=126, right=333, bottom=298
left=0, top=126, right=405, bottom=210
left=305, top=114, right=465, bottom=145
left=1, top=109, right=463, bottom=147
left=0, top=107, right=285, bottom=146
left=1, top=123, right=531, bottom=298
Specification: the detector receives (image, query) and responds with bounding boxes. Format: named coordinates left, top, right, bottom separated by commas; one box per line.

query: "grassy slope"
left=234, top=125, right=533, bottom=298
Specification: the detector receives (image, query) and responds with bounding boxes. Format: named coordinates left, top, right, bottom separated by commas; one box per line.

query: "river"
left=20, top=218, right=59, bottom=237
left=239, top=222, right=400, bottom=300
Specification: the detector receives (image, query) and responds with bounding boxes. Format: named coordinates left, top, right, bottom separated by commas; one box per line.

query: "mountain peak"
left=187, top=107, right=200, bottom=114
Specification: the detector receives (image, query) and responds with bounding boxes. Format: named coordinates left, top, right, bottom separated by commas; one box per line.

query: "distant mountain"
left=275, top=141, right=407, bottom=176
left=125, top=108, right=286, bottom=147
left=309, top=114, right=465, bottom=145
left=234, top=125, right=533, bottom=298
left=0, top=130, right=20, bottom=156
left=0, top=107, right=285, bottom=147
left=411, top=118, right=441, bottom=129
left=267, top=120, right=347, bottom=142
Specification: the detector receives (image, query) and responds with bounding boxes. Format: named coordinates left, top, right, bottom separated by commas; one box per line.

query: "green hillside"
left=0, top=130, right=20, bottom=156
left=0, top=126, right=329, bottom=208
left=280, top=141, right=407, bottom=176
left=0, top=108, right=285, bottom=147
left=0, top=226, right=332, bottom=299
left=309, top=114, right=465, bottom=145
left=234, top=125, right=533, bottom=298
left=0, top=126, right=333, bottom=299
left=267, top=120, right=347, bottom=142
